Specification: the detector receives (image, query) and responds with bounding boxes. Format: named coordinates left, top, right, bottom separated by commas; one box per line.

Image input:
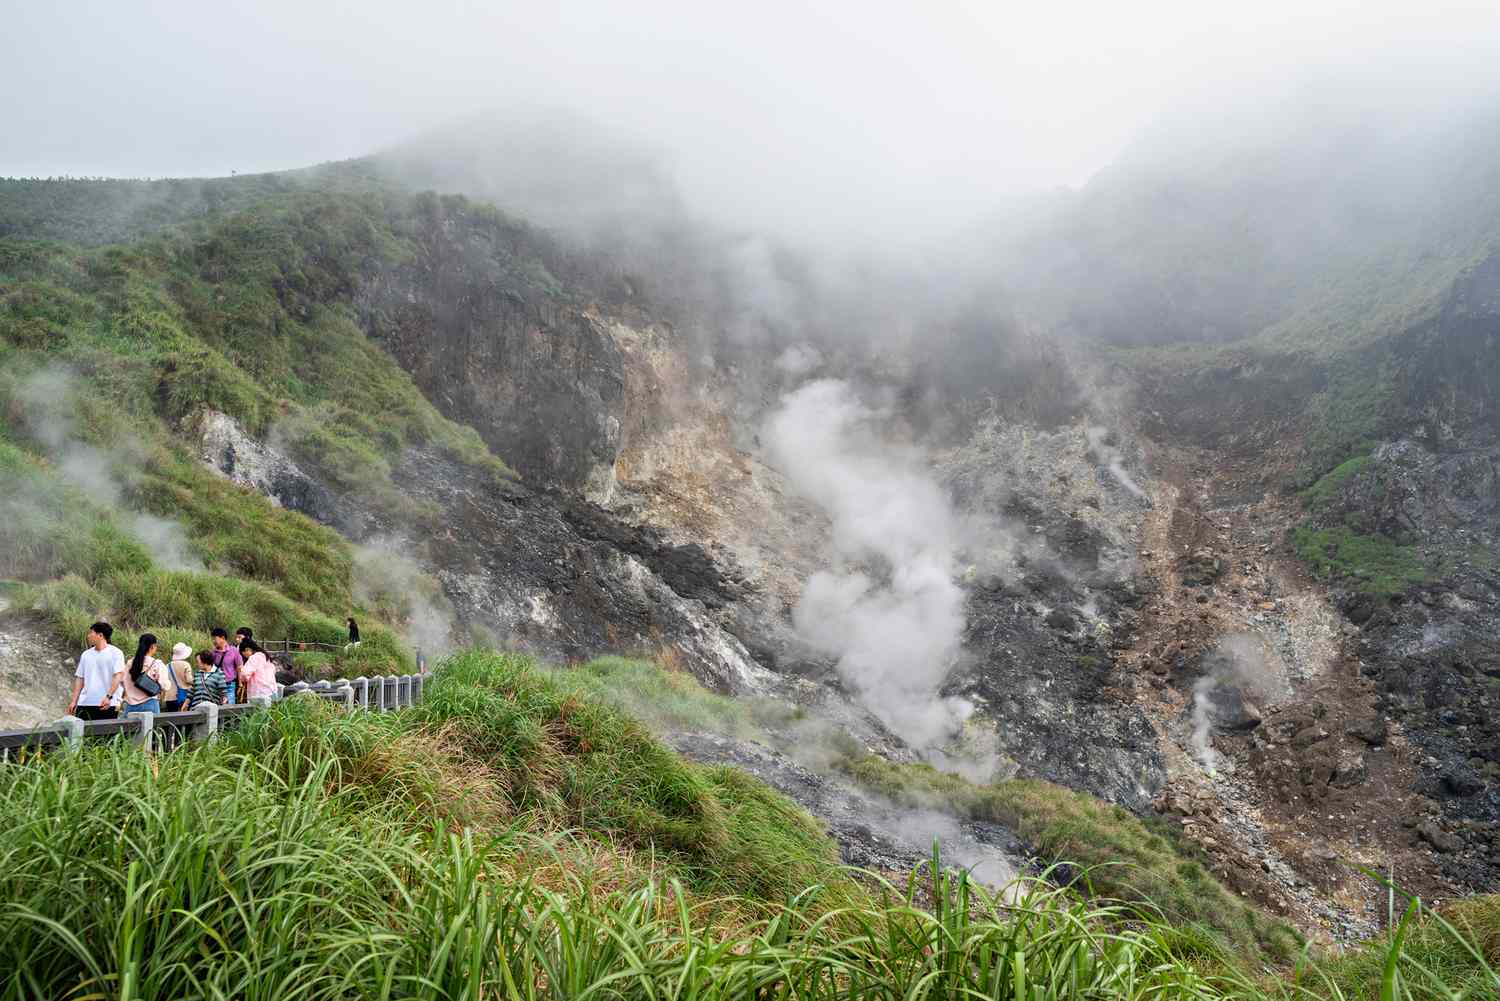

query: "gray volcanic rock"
left=1206, top=685, right=1264, bottom=732
left=956, top=585, right=1166, bottom=812
left=0, top=609, right=76, bottom=729
left=1332, top=435, right=1500, bottom=882
left=353, top=207, right=625, bottom=496
left=396, top=449, right=773, bottom=695
left=667, top=730, right=1027, bottom=884
left=194, top=410, right=353, bottom=533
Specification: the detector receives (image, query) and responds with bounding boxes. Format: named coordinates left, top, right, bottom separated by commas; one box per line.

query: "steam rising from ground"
left=1190, top=634, right=1285, bottom=774
left=14, top=367, right=200, bottom=571
left=765, top=379, right=970, bottom=749
left=352, top=537, right=458, bottom=658
left=1085, top=426, right=1147, bottom=501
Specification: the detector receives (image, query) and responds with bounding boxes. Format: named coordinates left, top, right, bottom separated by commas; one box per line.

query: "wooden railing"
left=0, top=673, right=430, bottom=759
left=262, top=641, right=430, bottom=673
left=263, top=639, right=345, bottom=655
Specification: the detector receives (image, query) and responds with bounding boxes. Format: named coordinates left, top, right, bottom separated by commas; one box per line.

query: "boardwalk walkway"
left=0, top=673, right=428, bottom=758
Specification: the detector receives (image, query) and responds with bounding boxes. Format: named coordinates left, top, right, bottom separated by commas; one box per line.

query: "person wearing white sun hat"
left=164, top=642, right=194, bottom=712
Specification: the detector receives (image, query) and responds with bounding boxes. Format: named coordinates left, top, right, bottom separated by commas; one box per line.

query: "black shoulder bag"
left=135, top=659, right=163, bottom=699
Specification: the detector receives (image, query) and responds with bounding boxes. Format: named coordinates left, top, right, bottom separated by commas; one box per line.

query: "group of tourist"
left=66, top=622, right=277, bottom=719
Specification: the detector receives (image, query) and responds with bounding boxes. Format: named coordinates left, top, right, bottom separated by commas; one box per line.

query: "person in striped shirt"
left=189, top=650, right=228, bottom=708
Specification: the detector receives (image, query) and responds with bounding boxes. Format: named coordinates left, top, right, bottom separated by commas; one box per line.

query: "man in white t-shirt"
left=67, top=621, right=125, bottom=721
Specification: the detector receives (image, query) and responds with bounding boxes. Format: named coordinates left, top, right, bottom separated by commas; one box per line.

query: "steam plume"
left=1189, top=634, right=1283, bottom=774
left=765, top=379, right=970, bottom=749
left=352, top=536, right=458, bottom=657
left=1085, top=425, right=1147, bottom=501
left=15, top=366, right=200, bottom=571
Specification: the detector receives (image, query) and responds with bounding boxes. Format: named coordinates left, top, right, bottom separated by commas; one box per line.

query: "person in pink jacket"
left=238, top=639, right=278, bottom=701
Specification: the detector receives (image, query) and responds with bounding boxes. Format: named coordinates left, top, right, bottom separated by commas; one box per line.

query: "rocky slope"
left=0, top=596, right=74, bottom=729
left=5, top=117, right=1499, bottom=939
left=172, top=191, right=1495, bottom=936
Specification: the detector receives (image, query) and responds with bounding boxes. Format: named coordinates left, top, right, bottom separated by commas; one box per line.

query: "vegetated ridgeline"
left=2, top=651, right=1497, bottom=1000
left=2, top=99, right=1500, bottom=989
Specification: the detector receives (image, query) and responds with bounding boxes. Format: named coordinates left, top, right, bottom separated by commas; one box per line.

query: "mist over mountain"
left=5, top=6, right=1500, bottom=985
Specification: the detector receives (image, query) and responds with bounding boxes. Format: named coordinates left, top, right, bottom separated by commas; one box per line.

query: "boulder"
left=1208, top=685, right=1263, bottom=731
left=1442, top=766, right=1485, bottom=798
left=1292, top=726, right=1331, bottom=749
left=1044, top=608, right=1077, bottom=632
left=1330, top=751, right=1368, bottom=789
left=1181, top=549, right=1227, bottom=586
left=1417, top=820, right=1462, bottom=854
left=1345, top=714, right=1388, bottom=746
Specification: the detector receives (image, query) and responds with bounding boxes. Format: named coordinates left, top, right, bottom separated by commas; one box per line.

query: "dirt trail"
left=1117, top=444, right=1457, bottom=943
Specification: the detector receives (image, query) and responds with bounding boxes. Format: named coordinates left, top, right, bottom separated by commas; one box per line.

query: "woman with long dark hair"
left=112, top=633, right=167, bottom=716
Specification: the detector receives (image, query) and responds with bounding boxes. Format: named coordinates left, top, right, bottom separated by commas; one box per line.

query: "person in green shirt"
left=188, top=650, right=228, bottom=708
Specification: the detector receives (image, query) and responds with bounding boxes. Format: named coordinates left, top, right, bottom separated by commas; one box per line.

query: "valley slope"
left=3, top=112, right=1498, bottom=947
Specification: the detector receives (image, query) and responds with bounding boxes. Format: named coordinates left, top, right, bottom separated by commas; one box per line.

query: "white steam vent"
left=765, top=379, right=972, bottom=749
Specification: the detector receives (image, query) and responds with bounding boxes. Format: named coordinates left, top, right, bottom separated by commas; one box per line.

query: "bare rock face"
left=1323, top=433, right=1500, bottom=860
left=396, top=449, right=774, bottom=696
left=0, top=608, right=76, bottom=729
left=193, top=410, right=347, bottom=530
left=353, top=207, right=626, bottom=495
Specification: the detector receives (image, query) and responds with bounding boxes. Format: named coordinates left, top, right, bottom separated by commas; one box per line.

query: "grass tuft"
left=1291, top=524, right=1430, bottom=597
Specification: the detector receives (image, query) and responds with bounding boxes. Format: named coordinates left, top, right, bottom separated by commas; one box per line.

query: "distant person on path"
left=67, top=621, right=124, bottom=720
left=210, top=628, right=243, bottom=705
left=233, top=627, right=254, bottom=702
left=346, top=617, right=360, bottom=647
left=239, top=639, right=277, bottom=702
left=189, top=650, right=227, bottom=708
left=115, top=633, right=166, bottom=717
left=163, top=642, right=194, bottom=712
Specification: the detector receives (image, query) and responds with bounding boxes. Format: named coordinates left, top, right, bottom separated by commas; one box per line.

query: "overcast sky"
left=5, top=1, right=1500, bottom=241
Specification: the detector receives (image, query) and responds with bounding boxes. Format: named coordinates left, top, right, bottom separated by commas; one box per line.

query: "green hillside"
left=0, top=179, right=555, bottom=665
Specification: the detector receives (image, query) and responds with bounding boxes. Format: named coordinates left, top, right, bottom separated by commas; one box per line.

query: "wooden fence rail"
left=0, top=673, right=429, bottom=760
left=263, top=639, right=346, bottom=656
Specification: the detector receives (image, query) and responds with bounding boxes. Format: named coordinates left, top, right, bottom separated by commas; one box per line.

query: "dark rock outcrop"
left=1207, top=685, right=1263, bottom=732
left=954, top=584, right=1166, bottom=813
left=395, top=449, right=769, bottom=695
left=354, top=206, right=627, bottom=494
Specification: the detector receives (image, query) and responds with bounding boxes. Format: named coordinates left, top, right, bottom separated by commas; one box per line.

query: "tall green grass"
left=546, top=654, right=1301, bottom=967
left=0, top=427, right=412, bottom=674
left=0, top=655, right=1496, bottom=999
left=841, top=755, right=1304, bottom=968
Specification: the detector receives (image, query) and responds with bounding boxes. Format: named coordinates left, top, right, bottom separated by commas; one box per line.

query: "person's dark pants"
left=72, top=705, right=117, bottom=721
left=162, top=699, right=186, bottom=713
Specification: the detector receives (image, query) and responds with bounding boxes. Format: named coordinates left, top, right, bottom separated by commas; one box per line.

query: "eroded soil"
left=1118, top=443, right=1456, bottom=942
